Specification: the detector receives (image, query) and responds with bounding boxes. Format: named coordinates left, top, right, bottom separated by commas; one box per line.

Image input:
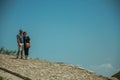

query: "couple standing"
left=16, top=29, right=30, bottom=60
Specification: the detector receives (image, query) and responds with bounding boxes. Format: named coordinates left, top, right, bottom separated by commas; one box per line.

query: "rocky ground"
left=0, top=69, right=22, bottom=80
left=0, top=54, right=118, bottom=80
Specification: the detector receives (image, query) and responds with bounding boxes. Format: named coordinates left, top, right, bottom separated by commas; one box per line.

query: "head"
left=19, top=29, right=23, bottom=35
left=23, top=32, right=27, bottom=36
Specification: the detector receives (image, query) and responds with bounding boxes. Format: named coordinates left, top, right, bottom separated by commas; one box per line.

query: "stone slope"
left=0, top=69, right=22, bottom=80
left=0, top=54, right=112, bottom=80
left=112, top=71, right=120, bottom=80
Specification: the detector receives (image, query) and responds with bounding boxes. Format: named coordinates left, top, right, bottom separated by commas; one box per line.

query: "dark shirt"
left=23, top=36, right=30, bottom=49
left=23, top=36, right=30, bottom=44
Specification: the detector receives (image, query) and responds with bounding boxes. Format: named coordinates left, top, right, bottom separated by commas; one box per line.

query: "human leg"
left=20, top=44, right=24, bottom=59
left=16, top=46, right=20, bottom=58
left=25, top=48, right=29, bottom=59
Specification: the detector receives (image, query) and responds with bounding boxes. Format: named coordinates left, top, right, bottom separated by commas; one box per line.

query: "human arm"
left=17, top=35, right=20, bottom=47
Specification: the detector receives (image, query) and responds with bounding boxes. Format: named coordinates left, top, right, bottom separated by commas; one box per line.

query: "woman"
left=23, top=32, right=30, bottom=59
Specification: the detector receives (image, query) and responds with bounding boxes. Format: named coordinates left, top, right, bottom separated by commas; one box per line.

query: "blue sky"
left=0, top=0, right=120, bottom=76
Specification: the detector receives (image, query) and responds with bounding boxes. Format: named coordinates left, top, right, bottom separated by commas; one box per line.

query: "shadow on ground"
left=0, top=67, right=32, bottom=80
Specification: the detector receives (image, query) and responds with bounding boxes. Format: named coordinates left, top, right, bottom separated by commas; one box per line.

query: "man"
left=16, top=29, right=24, bottom=59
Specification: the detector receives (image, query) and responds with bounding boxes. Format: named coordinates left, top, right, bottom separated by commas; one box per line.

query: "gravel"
left=0, top=54, right=115, bottom=80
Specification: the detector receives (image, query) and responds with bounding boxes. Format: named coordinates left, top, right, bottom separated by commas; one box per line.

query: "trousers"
left=17, top=43, right=24, bottom=58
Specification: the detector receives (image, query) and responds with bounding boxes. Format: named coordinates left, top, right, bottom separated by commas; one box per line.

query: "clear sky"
left=0, top=0, right=120, bottom=76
